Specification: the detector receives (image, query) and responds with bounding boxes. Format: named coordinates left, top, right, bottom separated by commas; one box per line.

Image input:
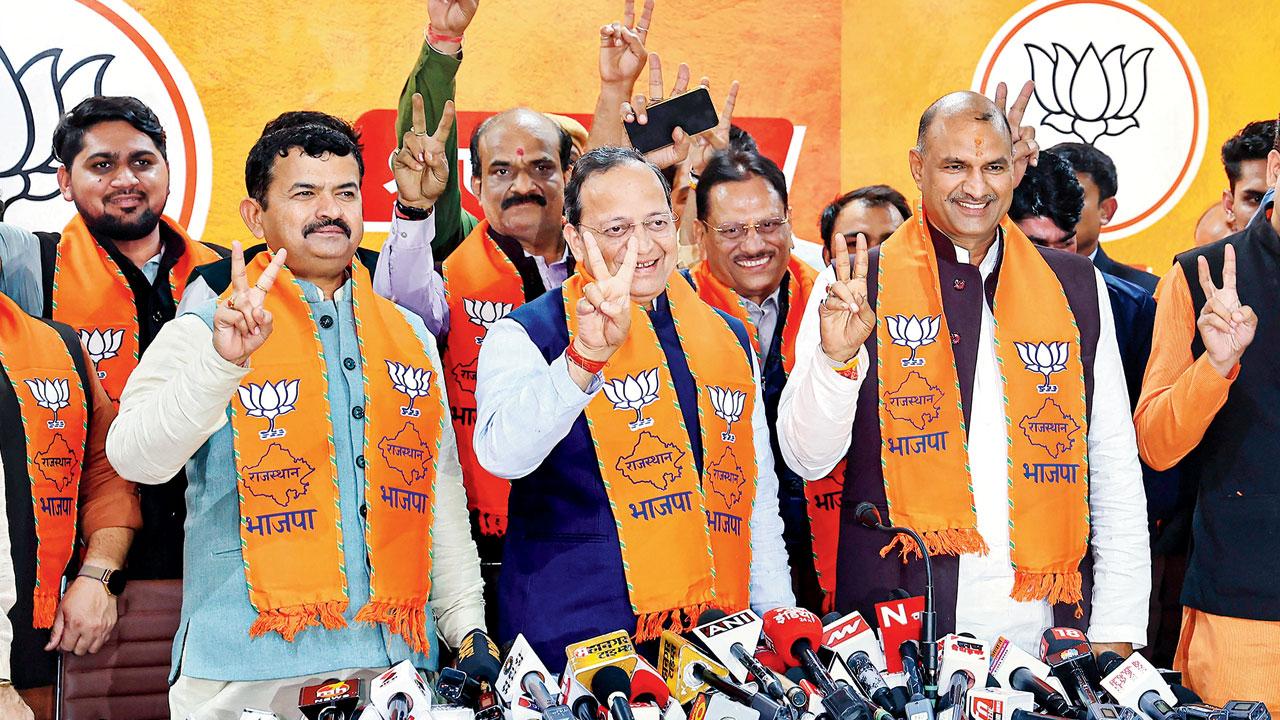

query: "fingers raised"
left=636, top=0, right=654, bottom=42
left=853, top=232, right=869, bottom=281
left=671, top=62, right=691, bottom=97
left=719, top=80, right=740, bottom=129
left=1223, top=243, right=1237, bottom=291
left=411, top=92, right=428, bottom=136
left=1196, top=255, right=1217, bottom=298
left=614, top=235, right=639, bottom=290
left=648, top=53, right=664, bottom=99
left=254, top=247, right=289, bottom=296
left=1006, top=80, right=1035, bottom=131
left=230, top=241, right=249, bottom=294
left=993, top=81, right=1008, bottom=115
left=582, top=230, right=612, bottom=281
left=832, top=232, right=852, bottom=283
left=433, top=99, right=456, bottom=142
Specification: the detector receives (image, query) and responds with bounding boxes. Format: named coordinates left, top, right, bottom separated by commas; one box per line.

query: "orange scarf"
left=688, top=257, right=816, bottom=373
left=565, top=274, right=757, bottom=640
left=0, top=292, right=88, bottom=627
left=688, top=256, right=841, bottom=609
left=441, top=220, right=525, bottom=537
left=227, top=255, right=446, bottom=653
left=875, top=206, right=1089, bottom=606
left=51, top=214, right=220, bottom=404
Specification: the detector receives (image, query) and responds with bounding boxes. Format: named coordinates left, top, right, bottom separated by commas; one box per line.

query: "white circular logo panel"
left=0, top=0, right=211, bottom=236
left=973, top=0, right=1208, bottom=241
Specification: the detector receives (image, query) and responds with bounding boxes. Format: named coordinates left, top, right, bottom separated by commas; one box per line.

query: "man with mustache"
left=682, top=149, right=836, bottom=612
left=0, top=96, right=224, bottom=584
left=106, top=113, right=487, bottom=718
left=470, top=146, right=791, bottom=665
left=777, top=87, right=1149, bottom=654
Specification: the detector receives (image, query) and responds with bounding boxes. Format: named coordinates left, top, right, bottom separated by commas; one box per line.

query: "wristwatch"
left=77, top=565, right=126, bottom=597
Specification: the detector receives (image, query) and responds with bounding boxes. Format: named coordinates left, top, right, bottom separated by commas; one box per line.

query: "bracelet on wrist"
left=566, top=343, right=607, bottom=375
left=395, top=200, right=433, bottom=221
left=426, top=24, right=464, bottom=46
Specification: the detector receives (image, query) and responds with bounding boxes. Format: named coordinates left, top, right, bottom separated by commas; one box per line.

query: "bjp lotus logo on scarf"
left=386, top=360, right=432, bottom=417
left=237, top=379, right=299, bottom=439
left=885, top=315, right=940, bottom=367
left=78, top=328, right=125, bottom=379
left=603, top=369, right=660, bottom=431
left=708, top=386, right=746, bottom=442
left=1026, top=43, right=1151, bottom=145
left=1014, top=341, right=1069, bottom=394
left=463, top=299, right=513, bottom=344
left=24, top=378, right=70, bottom=429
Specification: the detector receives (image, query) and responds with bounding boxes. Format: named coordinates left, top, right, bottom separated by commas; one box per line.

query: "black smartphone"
left=625, top=86, right=718, bottom=154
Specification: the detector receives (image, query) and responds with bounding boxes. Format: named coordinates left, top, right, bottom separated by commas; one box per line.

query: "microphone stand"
left=854, top=502, right=938, bottom=702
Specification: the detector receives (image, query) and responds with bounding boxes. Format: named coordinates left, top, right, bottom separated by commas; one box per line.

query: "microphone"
left=900, top=641, right=936, bottom=720
left=299, top=679, right=364, bottom=720
left=762, top=607, right=869, bottom=720
left=656, top=630, right=731, bottom=706
left=757, top=648, right=790, bottom=675
left=592, top=666, right=636, bottom=720
left=855, top=502, right=938, bottom=700
left=824, top=657, right=894, bottom=720
left=630, top=659, right=672, bottom=708
left=846, top=651, right=904, bottom=719
left=370, top=661, right=434, bottom=720
left=697, top=608, right=791, bottom=707
left=1010, top=667, right=1077, bottom=718
left=689, top=661, right=793, bottom=720
left=938, top=670, right=973, bottom=715
left=559, top=673, right=601, bottom=720
left=1039, top=630, right=1141, bottom=720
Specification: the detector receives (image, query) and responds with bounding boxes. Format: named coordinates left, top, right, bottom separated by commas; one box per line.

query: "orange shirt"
left=1133, top=268, right=1239, bottom=471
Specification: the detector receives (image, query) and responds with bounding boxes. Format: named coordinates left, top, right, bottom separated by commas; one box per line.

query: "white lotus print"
left=1015, top=341, right=1070, bottom=394
left=78, top=328, right=125, bottom=379
left=885, top=314, right=941, bottom=367
left=0, top=46, right=112, bottom=217
left=386, top=360, right=432, bottom=417
left=1026, top=42, right=1151, bottom=146
left=708, top=386, right=746, bottom=442
left=24, top=378, right=69, bottom=429
left=237, top=379, right=299, bottom=439
left=602, top=368, right=660, bottom=431
left=463, top=299, right=513, bottom=344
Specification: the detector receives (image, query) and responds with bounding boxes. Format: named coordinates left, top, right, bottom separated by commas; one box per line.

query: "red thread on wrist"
left=427, top=25, right=464, bottom=45
left=566, top=343, right=607, bottom=375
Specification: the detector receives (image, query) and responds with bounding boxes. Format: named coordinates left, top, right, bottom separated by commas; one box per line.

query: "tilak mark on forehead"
left=516, top=147, right=525, bottom=158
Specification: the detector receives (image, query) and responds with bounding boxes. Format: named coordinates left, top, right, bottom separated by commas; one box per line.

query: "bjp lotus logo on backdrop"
left=0, top=0, right=210, bottom=235
left=973, top=0, right=1208, bottom=241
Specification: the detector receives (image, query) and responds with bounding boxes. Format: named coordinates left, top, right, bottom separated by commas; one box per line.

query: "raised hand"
left=1196, top=244, right=1257, bottom=376
left=620, top=53, right=693, bottom=169
left=394, top=94, right=456, bottom=210
left=685, top=77, right=740, bottom=176
left=213, top=241, right=288, bottom=366
left=573, top=232, right=638, bottom=364
left=993, top=80, right=1040, bottom=187
left=818, top=232, right=876, bottom=363
left=599, top=0, right=654, bottom=89
left=427, top=0, right=480, bottom=40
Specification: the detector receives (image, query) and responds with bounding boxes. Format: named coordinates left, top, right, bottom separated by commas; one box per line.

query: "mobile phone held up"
left=624, top=86, right=718, bottom=155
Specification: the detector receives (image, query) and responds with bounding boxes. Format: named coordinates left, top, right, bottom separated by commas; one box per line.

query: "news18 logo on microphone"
left=972, top=0, right=1208, bottom=241
left=0, top=0, right=211, bottom=234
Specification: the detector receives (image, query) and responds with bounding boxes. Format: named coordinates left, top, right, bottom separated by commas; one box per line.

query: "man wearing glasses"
left=472, top=146, right=792, bottom=665
left=685, top=150, right=836, bottom=613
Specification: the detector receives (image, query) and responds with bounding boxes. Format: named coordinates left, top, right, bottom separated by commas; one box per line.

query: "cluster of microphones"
left=262, top=605, right=1269, bottom=720
left=256, top=506, right=1267, bottom=720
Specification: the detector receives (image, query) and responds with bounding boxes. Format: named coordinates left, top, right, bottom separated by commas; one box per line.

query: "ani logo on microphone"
left=973, top=0, right=1208, bottom=240
left=78, top=328, right=124, bottom=380
left=24, top=378, right=70, bottom=429
left=386, top=360, right=432, bottom=417
left=1015, top=341, right=1069, bottom=394
left=462, top=299, right=513, bottom=344
left=707, top=386, right=746, bottom=442
left=0, top=0, right=211, bottom=234
left=603, top=368, right=660, bottom=431
left=885, top=314, right=940, bottom=367
left=237, top=379, right=298, bottom=439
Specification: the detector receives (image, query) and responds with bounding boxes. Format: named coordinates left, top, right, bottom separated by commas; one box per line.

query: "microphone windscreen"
left=457, top=629, right=503, bottom=686
left=630, top=666, right=670, bottom=707
left=761, top=607, right=824, bottom=667
left=1096, top=651, right=1125, bottom=676
left=1171, top=684, right=1202, bottom=705
left=854, top=502, right=882, bottom=528
left=821, top=611, right=842, bottom=625
left=1039, top=627, right=1094, bottom=664
left=591, top=666, right=632, bottom=703
left=756, top=647, right=789, bottom=673
left=697, top=608, right=727, bottom=626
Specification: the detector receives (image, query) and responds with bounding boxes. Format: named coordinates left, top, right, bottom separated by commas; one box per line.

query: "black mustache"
left=302, top=218, right=352, bottom=238
left=502, top=193, right=547, bottom=210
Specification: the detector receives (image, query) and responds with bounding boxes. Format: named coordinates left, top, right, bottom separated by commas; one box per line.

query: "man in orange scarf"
left=777, top=86, right=1149, bottom=656
left=472, top=146, right=792, bottom=667
left=106, top=112, right=487, bottom=718
left=0, top=96, right=223, bottom=582
left=686, top=149, right=839, bottom=612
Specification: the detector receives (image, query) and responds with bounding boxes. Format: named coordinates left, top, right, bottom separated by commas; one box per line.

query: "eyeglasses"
left=705, top=215, right=790, bottom=242
left=577, top=213, right=679, bottom=241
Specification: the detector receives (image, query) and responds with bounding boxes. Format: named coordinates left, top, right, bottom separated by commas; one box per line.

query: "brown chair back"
left=56, top=579, right=182, bottom=720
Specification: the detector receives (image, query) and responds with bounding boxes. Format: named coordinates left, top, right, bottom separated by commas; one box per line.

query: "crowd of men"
left=0, top=0, right=1276, bottom=718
